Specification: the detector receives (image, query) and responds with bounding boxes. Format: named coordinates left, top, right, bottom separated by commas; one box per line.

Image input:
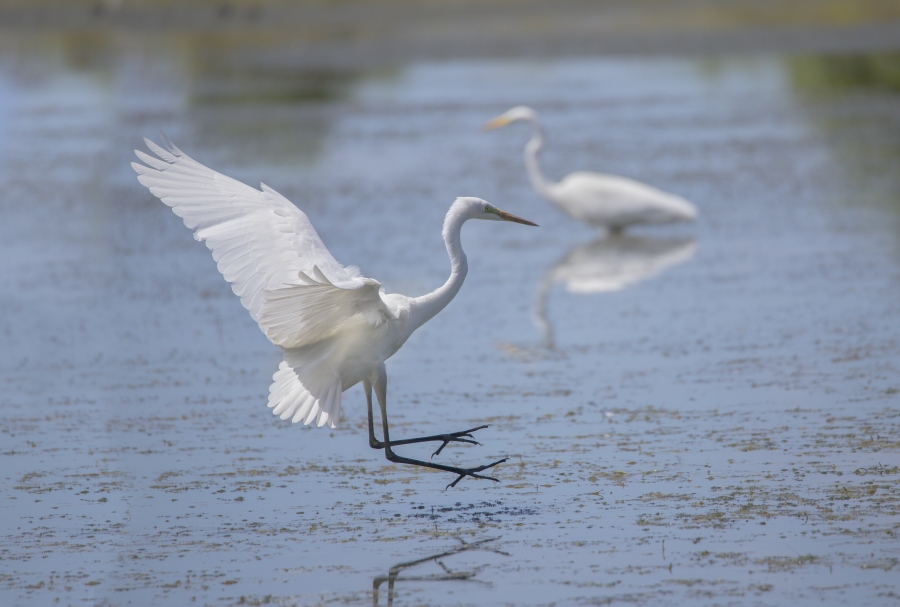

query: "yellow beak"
left=481, top=115, right=513, bottom=131
left=494, top=208, right=538, bottom=226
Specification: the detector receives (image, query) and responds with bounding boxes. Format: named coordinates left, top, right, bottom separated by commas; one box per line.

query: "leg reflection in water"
left=372, top=537, right=508, bottom=606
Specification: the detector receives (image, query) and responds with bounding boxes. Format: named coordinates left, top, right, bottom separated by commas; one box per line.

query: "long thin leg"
left=364, top=376, right=488, bottom=457
left=364, top=378, right=384, bottom=449
left=372, top=364, right=506, bottom=489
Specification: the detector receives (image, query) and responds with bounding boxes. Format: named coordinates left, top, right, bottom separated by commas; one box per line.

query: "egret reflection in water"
left=532, top=235, right=697, bottom=347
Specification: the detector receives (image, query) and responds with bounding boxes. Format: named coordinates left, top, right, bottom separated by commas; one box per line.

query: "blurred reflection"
left=372, top=537, right=507, bottom=606
left=190, top=65, right=360, bottom=106
left=787, top=53, right=900, bottom=92
left=0, top=30, right=368, bottom=171
left=785, top=52, right=900, bottom=227
left=534, top=235, right=696, bottom=347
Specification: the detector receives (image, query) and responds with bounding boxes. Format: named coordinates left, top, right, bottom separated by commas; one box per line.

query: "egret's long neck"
left=408, top=205, right=469, bottom=333
left=524, top=118, right=555, bottom=200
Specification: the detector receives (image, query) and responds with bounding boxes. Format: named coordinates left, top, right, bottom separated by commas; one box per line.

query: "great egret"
left=132, top=136, right=537, bottom=488
left=483, top=106, right=698, bottom=232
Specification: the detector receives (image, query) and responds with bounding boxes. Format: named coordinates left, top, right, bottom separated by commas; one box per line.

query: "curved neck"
left=408, top=205, right=469, bottom=332
left=524, top=118, right=555, bottom=199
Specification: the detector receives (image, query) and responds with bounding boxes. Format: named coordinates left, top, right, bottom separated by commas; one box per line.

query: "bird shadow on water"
left=372, top=537, right=508, bottom=607
left=499, top=233, right=696, bottom=356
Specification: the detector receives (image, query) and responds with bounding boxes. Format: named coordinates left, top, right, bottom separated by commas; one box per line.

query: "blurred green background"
left=3, top=0, right=900, bottom=65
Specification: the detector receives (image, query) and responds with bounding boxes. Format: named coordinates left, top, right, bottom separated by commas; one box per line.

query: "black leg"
left=364, top=378, right=384, bottom=449
left=373, top=425, right=491, bottom=458
left=371, top=364, right=507, bottom=489
left=389, top=425, right=487, bottom=458
left=365, top=379, right=492, bottom=457
left=363, top=379, right=488, bottom=457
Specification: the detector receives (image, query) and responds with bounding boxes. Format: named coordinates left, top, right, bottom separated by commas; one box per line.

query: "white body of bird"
left=484, top=106, right=698, bottom=231
left=132, top=137, right=535, bottom=437
left=545, top=172, right=697, bottom=228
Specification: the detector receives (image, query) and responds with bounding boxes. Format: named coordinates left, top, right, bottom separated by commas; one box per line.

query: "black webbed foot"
left=371, top=425, right=491, bottom=457
left=429, top=426, right=489, bottom=458
left=445, top=457, right=508, bottom=489
left=383, top=448, right=507, bottom=490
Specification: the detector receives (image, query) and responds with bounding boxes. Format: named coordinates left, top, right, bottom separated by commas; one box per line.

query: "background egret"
left=132, top=137, right=537, bottom=488
left=484, top=106, right=698, bottom=231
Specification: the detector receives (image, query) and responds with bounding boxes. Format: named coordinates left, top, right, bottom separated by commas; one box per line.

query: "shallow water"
left=1, top=33, right=899, bottom=606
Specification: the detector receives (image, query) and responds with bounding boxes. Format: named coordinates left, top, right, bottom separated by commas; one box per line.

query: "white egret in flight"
left=132, top=136, right=537, bottom=488
left=483, top=106, right=697, bottom=232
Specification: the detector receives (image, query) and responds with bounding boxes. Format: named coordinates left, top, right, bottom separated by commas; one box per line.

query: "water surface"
left=1, top=37, right=899, bottom=606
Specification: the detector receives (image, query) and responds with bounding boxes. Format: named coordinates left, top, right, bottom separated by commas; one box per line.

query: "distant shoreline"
left=1, top=1, right=899, bottom=68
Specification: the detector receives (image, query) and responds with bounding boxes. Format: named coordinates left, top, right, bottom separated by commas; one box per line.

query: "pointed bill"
left=492, top=207, right=538, bottom=226
left=481, top=115, right=513, bottom=131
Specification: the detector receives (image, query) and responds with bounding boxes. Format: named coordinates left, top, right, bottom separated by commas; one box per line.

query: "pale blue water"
left=1, top=35, right=899, bottom=606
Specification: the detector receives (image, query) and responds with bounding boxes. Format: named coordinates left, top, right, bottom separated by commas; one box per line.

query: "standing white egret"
left=132, top=136, right=537, bottom=488
left=483, top=106, right=698, bottom=232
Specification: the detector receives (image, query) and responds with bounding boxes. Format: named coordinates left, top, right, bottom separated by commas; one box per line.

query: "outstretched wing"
left=132, top=136, right=389, bottom=348
left=259, top=267, right=390, bottom=348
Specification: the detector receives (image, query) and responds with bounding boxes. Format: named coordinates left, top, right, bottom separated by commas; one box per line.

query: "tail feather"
left=316, top=383, right=337, bottom=428
left=278, top=385, right=306, bottom=420
left=292, top=393, right=316, bottom=424
left=267, top=360, right=342, bottom=428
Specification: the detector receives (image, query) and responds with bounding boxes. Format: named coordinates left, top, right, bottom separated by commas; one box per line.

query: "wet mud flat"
left=2, top=403, right=899, bottom=605
left=2, top=7, right=900, bottom=606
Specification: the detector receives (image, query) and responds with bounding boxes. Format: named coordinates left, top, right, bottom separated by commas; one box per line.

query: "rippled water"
left=1, top=33, right=899, bottom=606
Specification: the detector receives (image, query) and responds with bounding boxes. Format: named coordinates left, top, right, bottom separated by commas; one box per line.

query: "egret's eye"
left=484, top=206, right=491, bottom=213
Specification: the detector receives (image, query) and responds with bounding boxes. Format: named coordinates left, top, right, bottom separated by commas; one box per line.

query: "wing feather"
left=258, top=270, right=389, bottom=349
left=292, top=394, right=316, bottom=424
left=267, top=361, right=342, bottom=428
left=133, top=136, right=389, bottom=349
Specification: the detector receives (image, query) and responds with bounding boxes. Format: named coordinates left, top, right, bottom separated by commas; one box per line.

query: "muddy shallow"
left=1, top=28, right=899, bottom=607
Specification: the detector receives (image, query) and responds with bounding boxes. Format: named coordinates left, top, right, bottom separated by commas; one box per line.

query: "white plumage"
left=132, top=135, right=536, bottom=488
left=133, top=137, right=391, bottom=428
left=484, top=106, right=698, bottom=231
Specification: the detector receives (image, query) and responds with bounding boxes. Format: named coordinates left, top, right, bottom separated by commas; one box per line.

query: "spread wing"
left=258, top=267, right=389, bottom=348
left=132, top=136, right=391, bottom=348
